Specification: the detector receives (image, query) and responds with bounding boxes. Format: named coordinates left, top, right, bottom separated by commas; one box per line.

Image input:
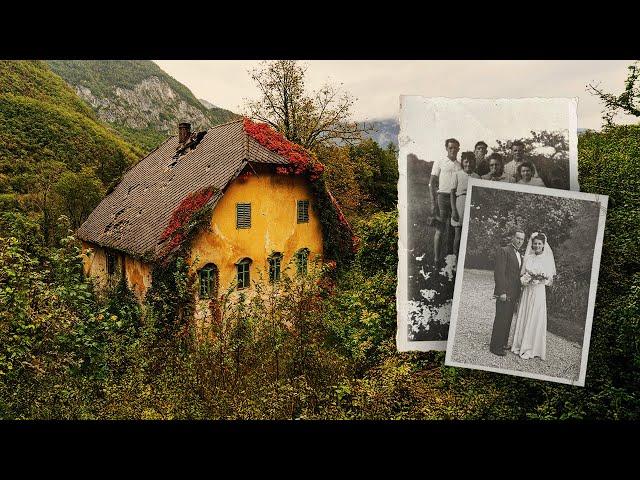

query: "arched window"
left=268, top=252, right=283, bottom=283
left=198, top=263, right=218, bottom=299
left=236, top=257, right=252, bottom=289
left=295, top=248, right=310, bottom=276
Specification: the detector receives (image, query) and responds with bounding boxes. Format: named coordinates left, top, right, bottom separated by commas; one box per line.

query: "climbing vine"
left=243, top=118, right=325, bottom=181
left=309, top=177, right=356, bottom=266
left=244, top=117, right=356, bottom=266
left=159, top=186, right=217, bottom=260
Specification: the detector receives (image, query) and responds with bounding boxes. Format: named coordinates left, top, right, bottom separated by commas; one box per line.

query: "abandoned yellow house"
left=77, top=119, right=353, bottom=304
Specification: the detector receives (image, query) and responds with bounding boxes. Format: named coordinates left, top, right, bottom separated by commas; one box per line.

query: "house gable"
left=188, top=168, right=324, bottom=291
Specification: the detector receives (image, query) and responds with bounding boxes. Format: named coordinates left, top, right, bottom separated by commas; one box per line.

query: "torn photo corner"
left=396, top=97, right=580, bottom=352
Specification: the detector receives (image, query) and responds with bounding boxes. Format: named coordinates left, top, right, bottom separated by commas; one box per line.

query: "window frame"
left=199, top=264, right=218, bottom=299
left=295, top=248, right=310, bottom=276
left=106, top=250, right=117, bottom=277
left=236, top=202, right=252, bottom=229
left=297, top=199, right=309, bottom=224
left=236, top=257, right=252, bottom=289
left=268, top=252, right=283, bottom=283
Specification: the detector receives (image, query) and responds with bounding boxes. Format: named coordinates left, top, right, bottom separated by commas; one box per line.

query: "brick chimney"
left=178, top=122, right=191, bottom=143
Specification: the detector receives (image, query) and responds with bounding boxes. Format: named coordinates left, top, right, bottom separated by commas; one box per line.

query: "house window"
left=106, top=250, right=117, bottom=276
left=268, top=252, right=283, bottom=283
left=297, top=200, right=309, bottom=223
left=295, top=248, right=309, bottom=276
left=199, top=264, right=218, bottom=299
left=236, top=257, right=252, bottom=289
left=236, top=203, right=251, bottom=229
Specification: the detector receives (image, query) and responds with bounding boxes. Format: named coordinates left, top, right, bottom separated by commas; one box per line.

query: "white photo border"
left=396, top=96, right=580, bottom=352
left=444, top=178, right=608, bottom=386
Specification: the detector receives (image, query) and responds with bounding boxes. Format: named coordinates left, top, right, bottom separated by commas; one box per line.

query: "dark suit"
left=489, top=244, right=522, bottom=354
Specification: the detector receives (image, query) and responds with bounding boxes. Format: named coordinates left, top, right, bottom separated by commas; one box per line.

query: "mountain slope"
left=0, top=61, right=140, bottom=206
left=361, top=118, right=399, bottom=148
left=47, top=60, right=239, bottom=152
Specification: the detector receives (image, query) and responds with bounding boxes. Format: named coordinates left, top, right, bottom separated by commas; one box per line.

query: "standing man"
left=489, top=228, right=525, bottom=356
left=429, top=138, right=462, bottom=266
left=503, top=140, right=541, bottom=183
left=474, top=141, right=490, bottom=176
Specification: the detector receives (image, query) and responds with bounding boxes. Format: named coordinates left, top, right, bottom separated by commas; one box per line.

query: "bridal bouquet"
left=521, top=269, right=549, bottom=285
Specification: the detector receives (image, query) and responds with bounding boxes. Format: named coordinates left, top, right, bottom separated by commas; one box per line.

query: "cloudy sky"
left=154, top=60, right=637, bottom=130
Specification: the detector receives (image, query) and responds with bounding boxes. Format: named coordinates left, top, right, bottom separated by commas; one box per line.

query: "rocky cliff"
left=47, top=60, right=238, bottom=152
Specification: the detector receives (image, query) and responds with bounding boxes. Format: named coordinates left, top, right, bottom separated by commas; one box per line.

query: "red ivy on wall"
left=244, top=117, right=358, bottom=256
left=243, top=118, right=325, bottom=181
left=326, top=188, right=358, bottom=252
left=159, top=186, right=216, bottom=257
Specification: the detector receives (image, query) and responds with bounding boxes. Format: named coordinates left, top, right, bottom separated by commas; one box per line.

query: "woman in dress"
left=450, top=151, right=480, bottom=255
left=516, top=161, right=546, bottom=187
left=511, top=232, right=556, bottom=360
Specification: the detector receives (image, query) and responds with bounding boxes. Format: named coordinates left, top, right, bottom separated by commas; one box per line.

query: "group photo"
left=429, top=135, right=570, bottom=268
left=445, top=181, right=607, bottom=385
left=397, top=97, right=579, bottom=351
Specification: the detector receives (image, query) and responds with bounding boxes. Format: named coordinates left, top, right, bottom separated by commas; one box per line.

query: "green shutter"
left=236, top=203, right=251, bottom=229
left=297, top=200, right=309, bottom=223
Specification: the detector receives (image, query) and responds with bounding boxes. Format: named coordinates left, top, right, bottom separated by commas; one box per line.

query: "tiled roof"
left=76, top=120, right=292, bottom=259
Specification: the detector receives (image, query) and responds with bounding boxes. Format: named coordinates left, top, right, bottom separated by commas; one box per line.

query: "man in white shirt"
left=503, top=140, right=542, bottom=183
left=429, top=138, right=462, bottom=265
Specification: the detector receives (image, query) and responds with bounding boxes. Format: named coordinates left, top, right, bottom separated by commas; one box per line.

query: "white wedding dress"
left=511, top=234, right=556, bottom=360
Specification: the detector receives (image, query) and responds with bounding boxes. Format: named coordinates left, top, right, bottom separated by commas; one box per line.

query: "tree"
left=492, top=130, right=570, bottom=189
left=317, top=139, right=398, bottom=222
left=22, top=160, right=67, bottom=245
left=492, top=130, right=568, bottom=159
left=244, top=60, right=369, bottom=150
left=53, top=167, right=105, bottom=230
left=588, top=61, right=640, bottom=125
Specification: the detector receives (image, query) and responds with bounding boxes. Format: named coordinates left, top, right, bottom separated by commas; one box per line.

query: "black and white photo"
left=445, top=180, right=607, bottom=385
left=397, top=97, right=579, bottom=351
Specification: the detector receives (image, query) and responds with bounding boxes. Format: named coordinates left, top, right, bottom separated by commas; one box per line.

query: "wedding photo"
left=445, top=180, right=607, bottom=385
left=397, top=97, right=579, bottom=352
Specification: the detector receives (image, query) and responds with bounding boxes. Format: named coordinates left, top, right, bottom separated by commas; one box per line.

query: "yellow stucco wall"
left=188, top=171, right=324, bottom=296
left=81, top=241, right=110, bottom=290
left=81, top=241, right=152, bottom=300
left=123, top=256, right=153, bottom=299
left=82, top=171, right=323, bottom=306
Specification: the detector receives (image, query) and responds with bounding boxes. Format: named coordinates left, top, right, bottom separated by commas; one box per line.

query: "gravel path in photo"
left=450, top=269, right=583, bottom=381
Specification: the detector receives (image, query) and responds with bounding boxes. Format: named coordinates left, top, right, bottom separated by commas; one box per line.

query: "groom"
left=489, top=228, right=525, bottom=356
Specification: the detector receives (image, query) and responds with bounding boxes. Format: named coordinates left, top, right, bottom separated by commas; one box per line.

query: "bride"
left=511, top=232, right=556, bottom=360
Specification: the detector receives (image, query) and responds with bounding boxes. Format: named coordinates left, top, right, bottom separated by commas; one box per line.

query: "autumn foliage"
left=243, top=118, right=325, bottom=181
left=159, top=186, right=216, bottom=257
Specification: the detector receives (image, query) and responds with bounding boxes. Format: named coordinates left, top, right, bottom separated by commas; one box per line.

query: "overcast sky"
left=154, top=60, right=637, bottom=130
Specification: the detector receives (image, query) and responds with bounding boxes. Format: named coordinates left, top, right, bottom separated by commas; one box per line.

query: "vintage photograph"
left=445, top=180, right=607, bottom=385
left=397, top=97, right=579, bottom=351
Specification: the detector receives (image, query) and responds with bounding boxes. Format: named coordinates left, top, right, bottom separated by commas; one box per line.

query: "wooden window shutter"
left=236, top=203, right=251, bottom=229
left=297, top=200, right=309, bottom=223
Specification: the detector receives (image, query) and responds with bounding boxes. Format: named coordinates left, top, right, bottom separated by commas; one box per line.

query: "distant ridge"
left=361, top=118, right=594, bottom=147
